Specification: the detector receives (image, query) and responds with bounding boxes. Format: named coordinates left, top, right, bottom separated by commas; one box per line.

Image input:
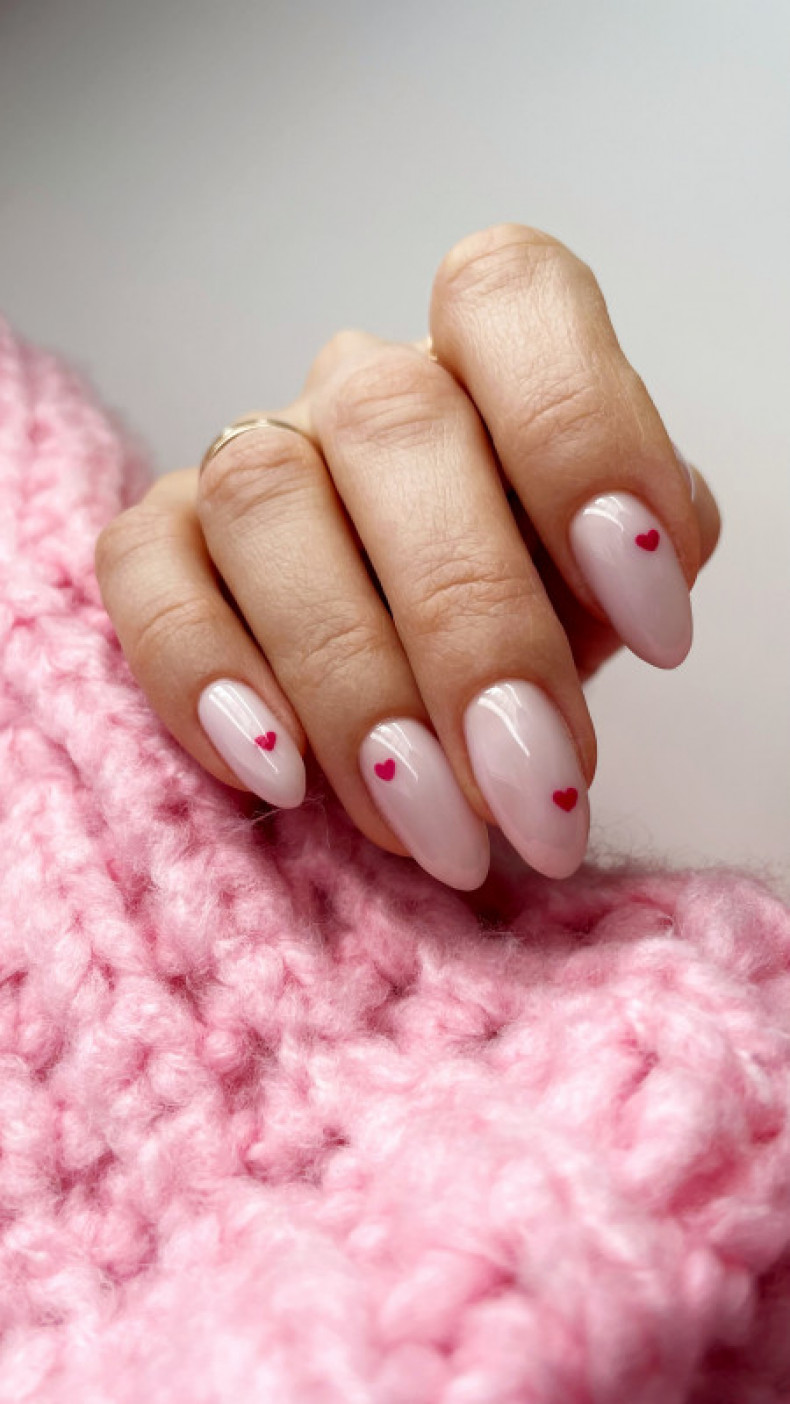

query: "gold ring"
left=199, top=415, right=315, bottom=477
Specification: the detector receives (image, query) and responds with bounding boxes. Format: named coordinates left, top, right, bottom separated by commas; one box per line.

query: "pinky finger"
left=93, top=473, right=309, bottom=810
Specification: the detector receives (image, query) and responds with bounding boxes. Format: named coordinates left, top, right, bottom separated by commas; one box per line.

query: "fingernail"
left=359, top=718, right=490, bottom=891
left=463, top=679, right=589, bottom=880
left=670, top=442, right=697, bottom=501
left=197, top=679, right=306, bottom=808
left=568, top=490, right=693, bottom=668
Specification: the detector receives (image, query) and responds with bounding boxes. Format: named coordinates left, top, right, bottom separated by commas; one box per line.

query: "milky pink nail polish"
left=569, top=491, right=693, bottom=668
left=359, top=719, right=490, bottom=891
left=198, top=679, right=306, bottom=808
left=463, top=679, right=589, bottom=880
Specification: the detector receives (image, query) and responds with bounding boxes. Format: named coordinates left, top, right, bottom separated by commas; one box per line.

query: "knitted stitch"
left=0, top=315, right=789, bottom=1404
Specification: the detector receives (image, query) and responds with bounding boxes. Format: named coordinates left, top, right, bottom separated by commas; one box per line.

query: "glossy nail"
left=463, top=679, right=589, bottom=880
left=359, top=718, right=490, bottom=891
left=198, top=679, right=306, bottom=808
left=568, top=490, right=693, bottom=668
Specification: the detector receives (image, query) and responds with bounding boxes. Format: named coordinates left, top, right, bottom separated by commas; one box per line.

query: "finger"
left=429, top=223, right=713, bottom=669
left=418, top=332, right=721, bottom=675
left=423, top=328, right=721, bottom=682
left=94, top=478, right=310, bottom=811
left=306, top=335, right=597, bottom=880
left=195, top=415, right=491, bottom=892
left=421, top=327, right=721, bottom=683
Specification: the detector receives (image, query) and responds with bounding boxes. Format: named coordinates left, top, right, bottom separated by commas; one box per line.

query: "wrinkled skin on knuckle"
left=436, top=223, right=559, bottom=288
left=432, top=223, right=607, bottom=353
left=509, top=356, right=671, bottom=472
left=197, top=433, right=313, bottom=528
left=131, top=592, right=221, bottom=677
left=291, top=608, right=389, bottom=695
left=326, top=349, right=458, bottom=452
left=404, top=543, right=534, bottom=642
left=94, top=502, right=180, bottom=580
left=507, top=368, right=611, bottom=458
left=434, top=223, right=580, bottom=306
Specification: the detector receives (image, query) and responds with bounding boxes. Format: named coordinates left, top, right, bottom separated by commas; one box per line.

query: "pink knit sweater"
left=1, top=315, right=789, bottom=1403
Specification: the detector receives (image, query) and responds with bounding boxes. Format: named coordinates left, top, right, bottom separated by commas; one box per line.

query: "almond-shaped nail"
left=568, top=490, right=693, bottom=668
left=463, top=679, right=589, bottom=880
left=197, top=679, right=306, bottom=808
left=359, top=718, right=490, bottom=891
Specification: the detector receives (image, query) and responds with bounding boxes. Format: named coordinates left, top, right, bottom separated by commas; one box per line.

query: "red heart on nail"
left=553, top=787, right=578, bottom=812
left=254, top=731, right=277, bottom=751
left=374, top=758, right=396, bottom=781
left=635, top=529, right=660, bottom=551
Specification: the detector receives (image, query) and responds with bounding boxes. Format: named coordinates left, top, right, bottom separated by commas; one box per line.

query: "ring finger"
left=304, top=332, right=596, bottom=877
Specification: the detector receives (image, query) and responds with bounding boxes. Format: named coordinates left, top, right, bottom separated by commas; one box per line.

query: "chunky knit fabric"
left=1, top=314, right=789, bottom=1404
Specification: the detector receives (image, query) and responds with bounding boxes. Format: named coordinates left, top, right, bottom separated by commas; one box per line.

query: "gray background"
left=1, top=0, right=788, bottom=890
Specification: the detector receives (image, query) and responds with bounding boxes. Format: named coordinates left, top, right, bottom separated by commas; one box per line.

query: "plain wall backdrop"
left=1, top=0, right=788, bottom=892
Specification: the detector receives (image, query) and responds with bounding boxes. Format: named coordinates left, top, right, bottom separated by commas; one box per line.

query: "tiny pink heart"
left=374, top=758, right=396, bottom=781
left=553, top=787, right=578, bottom=812
left=254, top=731, right=277, bottom=751
left=635, top=528, right=660, bottom=552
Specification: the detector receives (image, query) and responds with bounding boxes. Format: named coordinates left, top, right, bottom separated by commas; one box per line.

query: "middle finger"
left=307, top=332, right=596, bottom=879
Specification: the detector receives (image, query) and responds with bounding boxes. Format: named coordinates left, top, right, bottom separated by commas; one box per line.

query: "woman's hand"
left=94, top=223, right=722, bottom=891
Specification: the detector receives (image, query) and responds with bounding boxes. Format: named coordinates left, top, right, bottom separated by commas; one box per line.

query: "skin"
left=94, top=223, right=722, bottom=866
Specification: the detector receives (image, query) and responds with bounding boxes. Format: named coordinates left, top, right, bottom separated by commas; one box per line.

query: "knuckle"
left=197, top=430, right=314, bottom=522
left=303, top=328, right=380, bottom=392
left=94, top=503, right=173, bottom=578
left=294, top=608, right=388, bottom=688
left=328, top=349, right=456, bottom=450
left=132, top=592, right=220, bottom=673
left=406, top=544, right=531, bottom=638
left=434, top=222, right=592, bottom=310
left=436, top=223, right=561, bottom=294
left=510, top=371, right=609, bottom=452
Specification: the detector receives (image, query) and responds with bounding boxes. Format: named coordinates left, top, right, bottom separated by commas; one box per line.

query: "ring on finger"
left=200, top=415, right=316, bottom=478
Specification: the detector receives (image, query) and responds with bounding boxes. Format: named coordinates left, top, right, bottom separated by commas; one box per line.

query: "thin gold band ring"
left=199, top=415, right=316, bottom=477
left=200, top=335, right=438, bottom=475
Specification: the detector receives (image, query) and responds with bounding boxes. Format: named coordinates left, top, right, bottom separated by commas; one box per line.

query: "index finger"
left=429, top=223, right=709, bottom=669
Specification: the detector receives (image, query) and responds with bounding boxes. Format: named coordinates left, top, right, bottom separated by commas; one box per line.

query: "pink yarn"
left=1, top=313, right=789, bottom=1404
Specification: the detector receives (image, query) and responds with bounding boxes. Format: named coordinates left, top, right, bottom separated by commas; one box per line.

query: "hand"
left=94, top=223, right=721, bottom=891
